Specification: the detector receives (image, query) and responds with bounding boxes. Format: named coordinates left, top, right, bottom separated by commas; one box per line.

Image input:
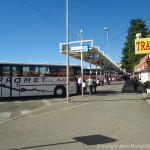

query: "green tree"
left=121, top=18, right=150, bottom=73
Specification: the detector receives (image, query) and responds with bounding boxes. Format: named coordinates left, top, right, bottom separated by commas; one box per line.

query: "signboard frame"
left=135, top=38, right=150, bottom=54
left=70, top=45, right=89, bottom=53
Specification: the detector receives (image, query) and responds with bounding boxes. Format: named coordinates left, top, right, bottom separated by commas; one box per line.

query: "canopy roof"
left=60, top=41, right=121, bottom=72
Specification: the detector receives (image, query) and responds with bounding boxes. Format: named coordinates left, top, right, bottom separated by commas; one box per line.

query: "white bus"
left=0, top=62, right=81, bottom=99
left=82, top=67, right=119, bottom=85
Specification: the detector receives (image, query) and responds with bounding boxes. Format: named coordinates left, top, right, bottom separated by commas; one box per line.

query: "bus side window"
left=69, top=68, right=74, bottom=77
left=45, top=67, right=50, bottom=76
left=0, top=66, right=2, bottom=76
left=97, top=69, right=100, bottom=75
left=39, top=66, right=50, bottom=76
left=29, top=66, right=36, bottom=76
left=26, top=66, right=38, bottom=76
left=83, top=69, right=90, bottom=75
left=50, top=66, right=58, bottom=76
left=91, top=69, right=96, bottom=75
left=23, top=66, right=29, bottom=76
left=2, top=66, right=10, bottom=76
left=34, top=66, right=38, bottom=76
left=12, top=66, right=20, bottom=76
left=75, top=67, right=81, bottom=75
left=58, top=66, right=66, bottom=76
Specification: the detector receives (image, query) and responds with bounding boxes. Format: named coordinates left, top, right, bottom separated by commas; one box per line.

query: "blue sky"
left=0, top=0, right=150, bottom=67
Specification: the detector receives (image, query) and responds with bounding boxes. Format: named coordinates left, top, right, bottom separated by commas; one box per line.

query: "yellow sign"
left=135, top=38, right=150, bottom=54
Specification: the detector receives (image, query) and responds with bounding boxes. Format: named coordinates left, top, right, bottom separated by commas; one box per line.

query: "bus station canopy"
left=60, top=41, right=121, bottom=72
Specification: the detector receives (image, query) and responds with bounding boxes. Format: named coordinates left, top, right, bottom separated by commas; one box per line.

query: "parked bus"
left=82, top=67, right=118, bottom=85
left=0, top=62, right=81, bottom=99
left=83, top=68, right=104, bottom=80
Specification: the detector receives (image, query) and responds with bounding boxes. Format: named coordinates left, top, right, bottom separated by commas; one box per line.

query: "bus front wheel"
left=54, top=86, right=66, bottom=97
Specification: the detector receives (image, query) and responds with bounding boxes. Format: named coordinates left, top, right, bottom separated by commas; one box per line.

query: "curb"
left=142, top=93, right=150, bottom=99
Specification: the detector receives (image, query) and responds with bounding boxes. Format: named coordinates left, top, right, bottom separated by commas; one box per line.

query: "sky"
left=0, top=0, right=150, bottom=67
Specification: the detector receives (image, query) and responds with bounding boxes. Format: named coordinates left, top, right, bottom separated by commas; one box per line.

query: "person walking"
left=86, top=75, right=93, bottom=95
left=96, top=78, right=100, bottom=86
left=92, top=77, right=97, bottom=94
left=77, top=76, right=82, bottom=94
left=104, top=78, right=107, bottom=86
left=132, top=76, right=139, bottom=94
left=82, top=79, right=87, bottom=93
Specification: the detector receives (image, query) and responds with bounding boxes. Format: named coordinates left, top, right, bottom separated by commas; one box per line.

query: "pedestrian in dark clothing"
left=124, top=75, right=127, bottom=82
left=78, top=76, right=82, bottom=94
left=132, top=76, right=139, bottom=94
left=92, top=77, right=97, bottom=94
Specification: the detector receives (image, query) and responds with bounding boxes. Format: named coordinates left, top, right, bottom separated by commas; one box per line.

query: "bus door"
left=0, top=66, right=2, bottom=98
left=11, top=66, right=20, bottom=97
left=0, top=76, right=1, bottom=98
left=1, top=66, right=11, bottom=97
left=69, top=77, right=77, bottom=94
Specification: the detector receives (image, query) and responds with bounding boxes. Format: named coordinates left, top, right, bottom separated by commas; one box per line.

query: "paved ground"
left=0, top=80, right=149, bottom=125
left=0, top=81, right=150, bottom=150
left=0, top=98, right=66, bottom=124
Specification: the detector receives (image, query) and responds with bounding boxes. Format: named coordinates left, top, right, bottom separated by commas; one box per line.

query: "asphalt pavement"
left=0, top=81, right=150, bottom=150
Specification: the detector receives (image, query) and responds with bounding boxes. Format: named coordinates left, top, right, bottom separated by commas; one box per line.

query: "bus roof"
left=0, top=62, right=81, bottom=67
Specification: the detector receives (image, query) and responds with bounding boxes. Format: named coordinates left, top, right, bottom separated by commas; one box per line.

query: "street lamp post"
left=114, top=48, right=118, bottom=63
left=104, top=27, right=109, bottom=57
left=114, top=48, right=118, bottom=81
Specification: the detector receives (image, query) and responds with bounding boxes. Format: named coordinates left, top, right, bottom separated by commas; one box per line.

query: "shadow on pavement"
left=121, top=82, right=146, bottom=93
left=83, top=90, right=120, bottom=96
left=73, top=134, right=117, bottom=145
left=121, top=82, right=134, bottom=93
left=10, top=141, right=77, bottom=150
left=10, top=134, right=117, bottom=150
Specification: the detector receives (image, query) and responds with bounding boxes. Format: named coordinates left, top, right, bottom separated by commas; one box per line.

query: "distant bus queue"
left=76, top=68, right=119, bottom=95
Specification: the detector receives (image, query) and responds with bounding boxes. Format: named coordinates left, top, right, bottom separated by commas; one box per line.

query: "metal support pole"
left=90, top=59, right=92, bottom=75
left=104, top=27, right=109, bottom=57
left=66, top=0, right=69, bottom=102
left=96, top=64, right=97, bottom=80
left=80, top=30, right=84, bottom=96
left=106, top=30, right=109, bottom=57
